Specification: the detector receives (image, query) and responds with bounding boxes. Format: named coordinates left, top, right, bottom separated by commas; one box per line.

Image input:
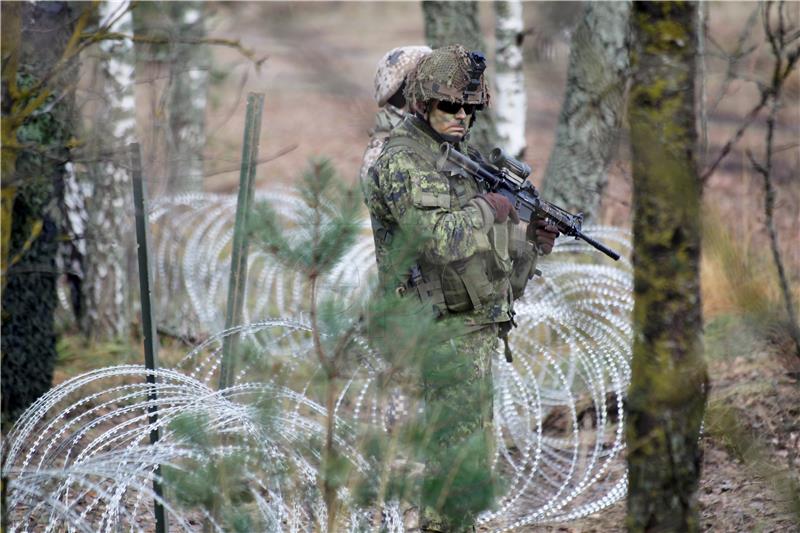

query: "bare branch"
left=764, top=2, right=780, bottom=57
left=702, top=1, right=797, bottom=185
left=700, top=94, right=769, bottom=184
left=752, top=0, right=800, bottom=361
left=708, top=5, right=762, bottom=114
left=84, top=31, right=268, bottom=68
left=744, top=149, right=767, bottom=176
left=203, top=145, right=298, bottom=180
left=781, top=47, right=799, bottom=79
left=773, top=142, right=800, bottom=153
left=14, top=7, right=266, bottom=113
left=99, top=1, right=131, bottom=31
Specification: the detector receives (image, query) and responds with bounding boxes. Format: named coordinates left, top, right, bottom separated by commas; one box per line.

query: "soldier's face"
left=428, top=100, right=471, bottom=139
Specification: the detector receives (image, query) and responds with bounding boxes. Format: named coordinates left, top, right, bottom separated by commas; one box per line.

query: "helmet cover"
left=405, top=44, right=490, bottom=108
left=374, top=46, right=432, bottom=107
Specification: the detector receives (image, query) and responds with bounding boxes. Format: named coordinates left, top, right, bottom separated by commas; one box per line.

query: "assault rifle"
left=437, top=143, right=620, bottom=261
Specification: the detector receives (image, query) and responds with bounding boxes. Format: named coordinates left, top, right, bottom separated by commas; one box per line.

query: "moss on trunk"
left=625, top=2, right=709, bottom=532
left=1, top=2, right=77, bottom=422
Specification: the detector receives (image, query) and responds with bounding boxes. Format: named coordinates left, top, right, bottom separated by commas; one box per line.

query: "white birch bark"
left=78, top=0, right=135, bottom=339
left=540, top=1, right=632, bottom=222
left=58, top=162, right=87, bottom=319
left=494, top=0, right=527, bottom=158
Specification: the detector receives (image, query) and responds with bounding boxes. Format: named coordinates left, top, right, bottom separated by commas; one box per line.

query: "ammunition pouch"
left=440, top=257, right=494, bottom=312
left=487, top=222, right=513, bottom=277
left=507, top=223, right=539, bottom=300
left=413, top=275, right=448, bottom=317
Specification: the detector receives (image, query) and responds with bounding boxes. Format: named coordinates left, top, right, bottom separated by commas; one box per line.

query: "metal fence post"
left=218, top=93, right=265, bottom=390
left=130, top=142, right=168, bottom=533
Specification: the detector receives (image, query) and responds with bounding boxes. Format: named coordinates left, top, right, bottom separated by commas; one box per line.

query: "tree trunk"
left=625, top=3, right=708, bottom=532
left=421, top=1, right=498, bottom=154
left=540, top=1, right=631, bottom=222
left=494, top=0, right=527, bottom=158
left=75, top=0, right=135, bottom=340
left=165, top=1, right=208, bottom=194
left=59, top=161, right=87, bottom=324
left=132, top=1, right=208, bottom=195
left=1, top=1, right=78, bottom=421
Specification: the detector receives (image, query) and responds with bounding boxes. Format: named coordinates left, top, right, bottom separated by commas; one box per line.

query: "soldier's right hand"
left=528, top=217, right=560, bottom=255
left=478, top=193, right=520, bottom=224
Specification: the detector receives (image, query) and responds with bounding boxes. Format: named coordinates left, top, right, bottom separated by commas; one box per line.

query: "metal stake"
left=130, top=142, right=168, bottom=533
left=218, top=93, right=265, bottom=390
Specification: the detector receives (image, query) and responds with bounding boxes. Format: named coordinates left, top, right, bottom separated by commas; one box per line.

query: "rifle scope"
left=489, top=147, right=531, bottom=180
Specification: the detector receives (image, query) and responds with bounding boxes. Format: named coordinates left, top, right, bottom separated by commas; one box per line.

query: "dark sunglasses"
left=435, top=100, right=483, bottom=114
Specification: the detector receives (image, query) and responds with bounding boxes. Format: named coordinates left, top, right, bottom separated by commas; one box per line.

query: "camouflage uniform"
left=418, top=323, right=498, bottom=532
left=364, top=47, right=539, bottom=526
left=362, top=44, right=540, bottom=530
left=365, top=114, right=538, bottom=328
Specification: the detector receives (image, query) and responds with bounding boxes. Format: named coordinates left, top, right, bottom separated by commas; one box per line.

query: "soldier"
left=359, top=45, right=432, bottom=192
left=363, top=45, right=559, bottom=532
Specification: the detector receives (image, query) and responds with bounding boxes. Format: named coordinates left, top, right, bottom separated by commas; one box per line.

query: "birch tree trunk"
left=625, top=3, right=708, bottom=531
left=421, top=1, right=498, bottom=154
left=540, top=1, right=631, bottom=222
left=75, top=0, right=135, bottom=340
left=494, top=0, right=527, bottom=158
left=1, top=1, right=77, bottom=421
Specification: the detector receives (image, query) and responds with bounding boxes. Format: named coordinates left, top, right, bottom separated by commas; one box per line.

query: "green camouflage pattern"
left=365, top=114, right=487, bottom=266
left=420, top=324, right=498, bottom=532
left=363, top=113, right=538, bottom=530
left=365, top=114, right=528, bottom=327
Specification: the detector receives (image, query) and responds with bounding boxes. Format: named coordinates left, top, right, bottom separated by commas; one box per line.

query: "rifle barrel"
left=574, top=230, right=621, bottom=261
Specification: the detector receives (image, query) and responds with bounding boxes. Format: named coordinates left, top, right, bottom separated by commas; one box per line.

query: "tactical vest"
left=377, top=134, right=515, bottom=325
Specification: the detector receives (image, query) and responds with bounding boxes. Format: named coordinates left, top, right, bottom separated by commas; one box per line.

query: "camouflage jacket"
left=364, top=115, right=538, bottom=328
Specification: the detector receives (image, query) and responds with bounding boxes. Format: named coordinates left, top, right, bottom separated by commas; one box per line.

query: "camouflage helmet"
left=374, top=46, right=432, bottom=107
left=405, top=44, right=490, bottom=108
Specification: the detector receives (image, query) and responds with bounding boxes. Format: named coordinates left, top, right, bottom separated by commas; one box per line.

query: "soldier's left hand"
left=528, top=218, right=560, bottom=255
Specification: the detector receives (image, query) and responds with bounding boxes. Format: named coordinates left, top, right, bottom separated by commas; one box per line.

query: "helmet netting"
left=405, top=44, right=490, bottom=107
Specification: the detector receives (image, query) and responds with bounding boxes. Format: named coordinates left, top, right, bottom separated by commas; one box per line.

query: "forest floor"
left=49, top=323, right=800, bottom=533
left=536, top=341, right=800, bottom=533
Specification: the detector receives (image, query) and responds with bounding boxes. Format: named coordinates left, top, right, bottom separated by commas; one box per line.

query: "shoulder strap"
left=382, top=134, right=439, bottom=168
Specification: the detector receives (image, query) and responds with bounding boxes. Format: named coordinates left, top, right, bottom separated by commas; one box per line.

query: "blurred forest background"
left=2, top=1, right=799, bottom=531
left=141, top=1, right=799, bottom=288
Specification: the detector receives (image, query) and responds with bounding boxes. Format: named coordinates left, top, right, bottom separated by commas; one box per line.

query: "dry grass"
left=701, top=208, right=786, bottom=320
left=53, top=334, right=191, bottom=389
